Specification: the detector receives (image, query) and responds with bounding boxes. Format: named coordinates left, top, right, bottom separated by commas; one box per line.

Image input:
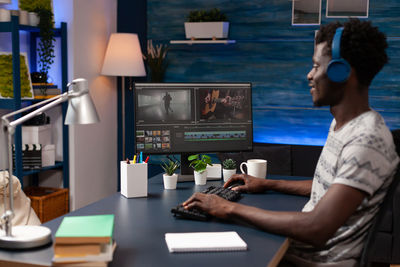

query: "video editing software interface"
left=134, top=83, right=253, bottom=154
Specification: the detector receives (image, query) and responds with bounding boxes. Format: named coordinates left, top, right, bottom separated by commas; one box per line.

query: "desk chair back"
left=360, top=129, right=400, bottom=267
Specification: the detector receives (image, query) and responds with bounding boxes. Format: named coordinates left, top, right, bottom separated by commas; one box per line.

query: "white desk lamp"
left=101, top=33, right=146, bottom=159
left=0, top=78, right=99, bottom=249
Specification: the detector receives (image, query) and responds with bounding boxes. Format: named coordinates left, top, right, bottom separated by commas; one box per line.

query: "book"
left=54, top=243, right=102, bottom=257
left=164, top=231, right=247, bottom=253
left=34, top=95, right=62, bottom=99
left=33, top=84, right=58, bottom=89
left=53, top=261, right=108, bottom=267
left=55, top=214, right=115, bottom=244
left=53, top=241, right=116, bottom=264
left=33, top=88, right=61, bottom=95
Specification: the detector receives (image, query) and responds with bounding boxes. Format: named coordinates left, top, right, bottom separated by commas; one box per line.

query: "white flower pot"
left=184, top=22, right=229, bottom=39
left=194, top=170, right=208, bottom=185
left=223, top=169, right=236, bottom=182
left=163, top=174, right=178, bottom=189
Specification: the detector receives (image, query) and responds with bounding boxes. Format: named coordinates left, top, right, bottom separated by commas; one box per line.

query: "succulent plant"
left=161, top=159, right=180, bottom=176
left=222, top=158, right=236, bottom=170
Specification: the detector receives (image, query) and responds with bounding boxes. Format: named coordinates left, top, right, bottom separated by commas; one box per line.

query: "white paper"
left=165, top=231, right=247, bottom=253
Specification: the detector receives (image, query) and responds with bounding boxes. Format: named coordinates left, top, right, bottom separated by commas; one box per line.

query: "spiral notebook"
left=165, top=231, right=247, bottom=253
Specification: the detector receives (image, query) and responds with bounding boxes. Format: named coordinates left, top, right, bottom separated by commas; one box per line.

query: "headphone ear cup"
left=327, top=59, right=351, bottom=83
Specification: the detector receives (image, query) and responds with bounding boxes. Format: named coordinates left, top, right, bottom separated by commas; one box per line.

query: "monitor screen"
left=134, top=83, right=253, bottom=155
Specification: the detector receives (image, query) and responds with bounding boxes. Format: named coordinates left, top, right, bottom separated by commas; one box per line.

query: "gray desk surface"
left=0, top=174, right=309, bottom=267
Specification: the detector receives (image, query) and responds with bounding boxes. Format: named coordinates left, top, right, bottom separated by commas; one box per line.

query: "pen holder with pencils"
left=120, top=161, right=148, bottom=198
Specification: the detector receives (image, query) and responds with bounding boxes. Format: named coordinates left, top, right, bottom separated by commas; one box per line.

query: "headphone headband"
left=332, top=27, right=344, bottom=60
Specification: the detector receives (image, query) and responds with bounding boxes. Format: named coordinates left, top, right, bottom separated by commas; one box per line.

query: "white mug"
left=240, top=159, right=267, bottom=178
left=0, top=8, right=11, bottom=22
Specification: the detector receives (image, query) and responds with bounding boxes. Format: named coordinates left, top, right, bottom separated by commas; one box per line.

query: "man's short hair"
left=315, top=19, right=388, bottom=87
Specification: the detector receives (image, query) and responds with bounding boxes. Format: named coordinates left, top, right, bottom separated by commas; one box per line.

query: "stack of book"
left=52, top=214, right=116, bottom=267
left=32, top=83, right=62, bottom=99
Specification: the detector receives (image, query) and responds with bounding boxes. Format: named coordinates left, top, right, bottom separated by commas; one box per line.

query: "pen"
left=144, top=156, right=149, bottom=163
left=133, top=155, right=137, bottom=164
left=140, top=151, right=143, bottom=163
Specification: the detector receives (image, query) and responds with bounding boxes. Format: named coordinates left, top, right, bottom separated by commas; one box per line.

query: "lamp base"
left=0, top=225, right=52, bottom=249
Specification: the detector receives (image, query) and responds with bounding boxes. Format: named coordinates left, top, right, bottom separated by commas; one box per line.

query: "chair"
left=360, top=130, right=400, bottom=267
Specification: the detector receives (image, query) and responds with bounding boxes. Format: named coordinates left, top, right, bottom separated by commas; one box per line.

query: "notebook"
left=165, top=231, right=247, bottom=253
left=55, top=214, right=114, bottom=244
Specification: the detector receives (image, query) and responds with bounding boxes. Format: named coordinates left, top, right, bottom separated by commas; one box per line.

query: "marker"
left=144, top=156, right=149, bottom=163
left=133, top=155, right=137, bottom=164
left=126, top=158, right=130, bottom=164
left=140, top=151, right=143, bottom=163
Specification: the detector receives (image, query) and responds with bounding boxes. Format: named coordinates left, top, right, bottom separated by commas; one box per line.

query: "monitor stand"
left=177, top=153, right=194, bottom=182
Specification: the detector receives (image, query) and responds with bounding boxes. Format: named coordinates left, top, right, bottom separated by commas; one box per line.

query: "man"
left=182, top=19, right=399, bottom=266
left=162, top=92, right=173, bottom=115
left=202, top=89, right=246, bottom=120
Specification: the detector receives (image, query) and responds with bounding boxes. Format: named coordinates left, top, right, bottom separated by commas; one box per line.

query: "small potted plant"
left=184, top=8, right=229, bottom=40
left=161, top=159, right=180, bottom=189
left=143, top=40, right=169, bottom=82
left=188, top=154, right=213, bottom=185
left=222, top=158, right=236, bottom=182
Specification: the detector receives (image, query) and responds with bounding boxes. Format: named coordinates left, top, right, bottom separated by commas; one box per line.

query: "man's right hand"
left=223, top=174, right=267, bottom=193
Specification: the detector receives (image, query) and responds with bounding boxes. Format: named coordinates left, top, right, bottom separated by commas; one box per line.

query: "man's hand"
left=221, top=95, right=232, bottom=106
left=182, top=193, right=236, bottom=220
left=204, top=93, right=211, bottom=104
left=223, top=174, right=267, bottom=193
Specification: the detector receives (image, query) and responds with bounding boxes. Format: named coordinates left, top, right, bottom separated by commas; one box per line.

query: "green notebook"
left=55, top=214, right=115, bottom=244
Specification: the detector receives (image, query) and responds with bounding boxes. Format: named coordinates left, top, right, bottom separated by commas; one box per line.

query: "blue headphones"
left=326, top=27, right=351, bottom=83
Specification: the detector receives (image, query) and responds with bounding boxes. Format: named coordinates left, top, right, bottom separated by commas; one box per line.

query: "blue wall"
left=147, top=0, right=400, bottom=146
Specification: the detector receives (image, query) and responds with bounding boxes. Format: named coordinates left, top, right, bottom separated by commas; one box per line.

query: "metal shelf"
left=22, top=161, right=64, bottom=176
left=170, top=39, right=236, bottom=45
left=0, top=15, right=69, bottom=188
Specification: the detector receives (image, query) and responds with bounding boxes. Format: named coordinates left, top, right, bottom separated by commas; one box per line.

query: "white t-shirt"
left=287, top=110, right=399, bottom=263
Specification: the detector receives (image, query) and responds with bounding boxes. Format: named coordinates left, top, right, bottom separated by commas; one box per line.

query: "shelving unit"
left=170, top=40, right=236, bottom=45
left=0, top=16, right=69, bottom=188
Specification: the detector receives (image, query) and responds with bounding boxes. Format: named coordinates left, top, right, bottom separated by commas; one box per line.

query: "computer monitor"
left=134, top=83, right=253, bottom=181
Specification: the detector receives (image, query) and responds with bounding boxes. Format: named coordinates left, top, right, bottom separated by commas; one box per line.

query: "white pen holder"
left=120, top=161, right=148, bottom=198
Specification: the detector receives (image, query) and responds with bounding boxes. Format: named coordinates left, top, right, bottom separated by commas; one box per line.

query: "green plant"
left=187, top=8, right=228, bottom=22
left=35, top=7, right=55, bottom=79
left=161, top=160, right=180, bottom=176
left=143, top=40, right=169, bottom=83
left=19, top=1, right=55, bottom=81
left=188, top=154, right=213, bottom=173
left=222, top=158, right=236, bottom=170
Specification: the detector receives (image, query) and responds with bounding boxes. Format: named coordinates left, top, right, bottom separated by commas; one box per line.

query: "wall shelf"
left=170, top=40, right=236, bottom=45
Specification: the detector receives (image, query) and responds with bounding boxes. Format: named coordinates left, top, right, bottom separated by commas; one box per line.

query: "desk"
left=0, top=174, right=309, bottom=267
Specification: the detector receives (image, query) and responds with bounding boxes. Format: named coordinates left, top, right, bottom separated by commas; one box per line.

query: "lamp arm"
left=1, top=92, right=68, bottom=130
left=0, top=92, right=68, bottom=236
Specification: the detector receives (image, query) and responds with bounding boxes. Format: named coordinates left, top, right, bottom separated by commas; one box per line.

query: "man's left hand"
left=182, top=193, right=236, bottom=219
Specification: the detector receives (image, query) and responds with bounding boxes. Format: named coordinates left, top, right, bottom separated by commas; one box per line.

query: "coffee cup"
left=240, top=159, right=267, bottom=178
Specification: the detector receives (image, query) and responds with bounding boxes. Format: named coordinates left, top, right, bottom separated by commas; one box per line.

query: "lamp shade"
left=65, top=78, right=100, bottom=125
left=101, top=33, right=146, bottom=77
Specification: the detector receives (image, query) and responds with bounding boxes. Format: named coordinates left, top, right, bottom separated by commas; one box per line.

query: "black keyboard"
left=171, top=185, right=241, bottom=221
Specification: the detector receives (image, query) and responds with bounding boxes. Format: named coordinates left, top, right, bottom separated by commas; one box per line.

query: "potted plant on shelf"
left=19, top=1, right=55, bottom=95
left=222, top=158, right=236, bottom=182
left=184, top=8, right=229, bottom=40
left=161, top=159, right=180, bottom=189
left=188, top=154, right=213, bottom=185
left=143, top=40, right=169, bottom=82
